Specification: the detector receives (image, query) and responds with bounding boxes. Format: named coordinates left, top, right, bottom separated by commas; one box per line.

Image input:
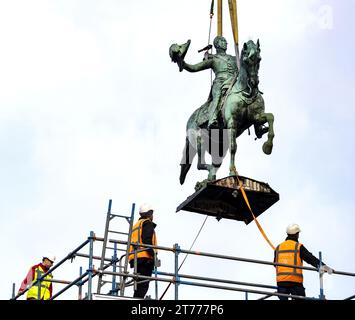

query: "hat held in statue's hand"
left=169, top=39, right=191, bottom=72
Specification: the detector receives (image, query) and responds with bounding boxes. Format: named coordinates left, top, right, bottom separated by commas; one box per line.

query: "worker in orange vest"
left=274, top=224, right=334, bottom=300
left=18, top=255, right=56, bottom=300
left=128, top=203, right=159, bottom=298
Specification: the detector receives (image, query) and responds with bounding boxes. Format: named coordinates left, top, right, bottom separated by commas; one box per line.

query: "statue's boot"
left=207, top=119, right=219, bottom=129
left=207, top=106, right=220, bottom=129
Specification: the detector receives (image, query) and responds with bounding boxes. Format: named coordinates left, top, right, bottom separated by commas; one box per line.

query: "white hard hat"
left=286, top=223, right=301, bottom=235
left=139, top=203, right=154, bottom=215
left=43, top=255, right=56, bottom=263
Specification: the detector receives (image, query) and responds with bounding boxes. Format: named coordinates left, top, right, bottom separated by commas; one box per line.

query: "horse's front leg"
left=228, top=127, right=238, bottom=176
left=197, top=132, right=211, bottom=172
left=256, top=113, right=274, bottom=155
left=209, top=128, right=228, bottom=181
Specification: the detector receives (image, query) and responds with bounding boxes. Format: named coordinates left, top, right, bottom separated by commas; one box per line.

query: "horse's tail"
left=180, top=136, right=196, bottom=185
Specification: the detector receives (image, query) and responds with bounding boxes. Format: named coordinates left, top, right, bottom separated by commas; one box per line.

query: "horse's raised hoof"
left=262, top=142, right=273, bottom=155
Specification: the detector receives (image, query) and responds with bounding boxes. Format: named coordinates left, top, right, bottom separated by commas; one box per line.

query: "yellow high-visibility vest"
left=27, top=265, right=53, bottom=300
left=275, top=240, right=303, bottom=283
left=128, top=218, right=157, bottom=262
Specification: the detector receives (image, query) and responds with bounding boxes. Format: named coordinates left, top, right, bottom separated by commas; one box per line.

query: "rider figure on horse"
left=181, top=36, right=239, bottom=129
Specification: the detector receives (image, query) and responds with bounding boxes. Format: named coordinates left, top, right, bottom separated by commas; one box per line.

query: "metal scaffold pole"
left=319, top=251, right=325, bottom=300
left=119, top=202, right=135, bottom=296
left=174, top=243, right=180, bottom=300
left=78, top=266, right=83, bottom=300
left=11, top=283, right=15, bottom=299
left=87, top=231, right=95, bottom=300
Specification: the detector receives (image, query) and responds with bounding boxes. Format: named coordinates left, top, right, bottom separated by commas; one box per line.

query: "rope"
left=208, top=0, right=214, bottom=86
left=159, top=216, right=209, bottom=300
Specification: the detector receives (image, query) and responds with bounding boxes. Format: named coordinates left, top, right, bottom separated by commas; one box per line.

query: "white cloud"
left=0, top=1, right=107, bottom=99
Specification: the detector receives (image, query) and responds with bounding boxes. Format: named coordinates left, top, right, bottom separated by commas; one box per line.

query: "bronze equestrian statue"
left=170, top=37, right=275, bottom=186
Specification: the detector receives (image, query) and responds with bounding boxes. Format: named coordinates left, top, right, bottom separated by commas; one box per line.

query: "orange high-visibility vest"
left=128, top=218, right=157, bottom=262
left=27, top=265, right=53, bottom=300
left=275, top=240, right=303, bottom=283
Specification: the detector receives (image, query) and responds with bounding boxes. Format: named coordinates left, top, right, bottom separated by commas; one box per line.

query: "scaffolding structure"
left=11, top=200, right=355, bottom=301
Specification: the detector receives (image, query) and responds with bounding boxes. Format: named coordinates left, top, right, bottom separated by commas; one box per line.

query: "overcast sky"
left=1, top=0, right=354, bottom=300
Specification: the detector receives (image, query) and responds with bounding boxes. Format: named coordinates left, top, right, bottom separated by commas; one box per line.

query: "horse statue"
left=177, top=40, right=275, bottom=187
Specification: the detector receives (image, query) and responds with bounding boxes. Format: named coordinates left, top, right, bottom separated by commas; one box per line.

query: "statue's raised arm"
left=170, top=36, right=238, bottom=129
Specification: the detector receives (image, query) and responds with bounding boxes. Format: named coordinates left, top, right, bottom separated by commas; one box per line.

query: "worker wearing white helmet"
left=18, top=254, right=56, bottom=300
left=43, top=255, right=56, bottom=264
left=286, top=223, right=301, bottom=235
left=274, top=223, right=334, bottom=300
left=139, top=203, right=154, bottom=218
left=128, top=203, right=159, bottom=298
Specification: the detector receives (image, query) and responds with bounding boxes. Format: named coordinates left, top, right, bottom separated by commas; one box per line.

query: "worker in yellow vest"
left=274, top=224, right=334, bottom=300
left=18, top=255, right=56, bottom=300
left=128, top=203, right=159, bottom=298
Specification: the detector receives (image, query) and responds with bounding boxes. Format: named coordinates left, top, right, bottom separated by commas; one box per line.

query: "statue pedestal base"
left=176, top=176, right=279, bottom=225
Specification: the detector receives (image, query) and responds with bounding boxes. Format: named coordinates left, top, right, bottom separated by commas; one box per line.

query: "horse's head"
left=240, top=40, right=261, bottom=97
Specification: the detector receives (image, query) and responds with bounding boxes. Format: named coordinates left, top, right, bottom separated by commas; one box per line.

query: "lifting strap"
left=217, top=0, right=223, bottom=36
left=228, top=0, right=238, bottom=44
left=236, top=175, right=275, bottom=250
left=228, top=0, right=240, bottom=69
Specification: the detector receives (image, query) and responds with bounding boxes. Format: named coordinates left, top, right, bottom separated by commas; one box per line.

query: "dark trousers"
left=132, top=259, right=154, bottom=298
left=277, top=283, right=306, bottom=300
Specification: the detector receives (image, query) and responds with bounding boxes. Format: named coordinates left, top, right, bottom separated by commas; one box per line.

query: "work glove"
left=154, top=255, right=161, bottom=268
left=320, top=265, right=334, bottom=275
